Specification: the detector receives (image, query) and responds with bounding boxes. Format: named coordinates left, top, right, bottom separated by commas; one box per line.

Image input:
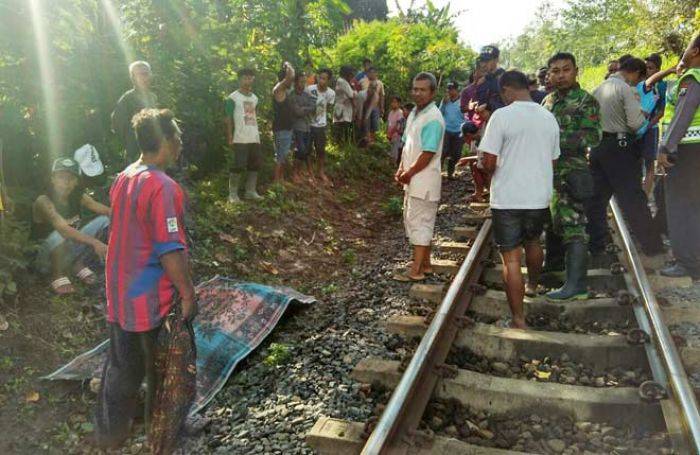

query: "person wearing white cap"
left=31, top=157, right=111, bottom=295
left=73, top=144, right=105, bottom=178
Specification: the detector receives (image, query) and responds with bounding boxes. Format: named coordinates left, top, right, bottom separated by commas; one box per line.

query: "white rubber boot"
left=228, top=173, right=242, bottom=204
left=244, top=172, right=263, bottom=201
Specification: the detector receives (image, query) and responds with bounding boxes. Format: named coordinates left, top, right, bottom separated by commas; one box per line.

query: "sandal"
left=51, top=277, right=75, bottom=295
left=76, top=267, right=97, bottom=285
left=525, top=284, right=546, bottom=298
left=392, top=271, right=426, bottom=282
left=467, top=194, right=485, bottom=203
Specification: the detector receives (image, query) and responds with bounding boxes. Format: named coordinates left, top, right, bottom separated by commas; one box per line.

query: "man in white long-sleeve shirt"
left=587, top=57, right=664, bottom=262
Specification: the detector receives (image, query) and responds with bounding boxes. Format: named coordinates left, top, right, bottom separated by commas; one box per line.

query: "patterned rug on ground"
left=43, top=275, right=316, bottom=415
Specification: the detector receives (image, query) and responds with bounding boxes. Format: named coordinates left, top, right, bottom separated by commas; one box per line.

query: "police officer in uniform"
left=658, top=34, right=700, bottom=280
left=542, top=52, right=602, bottom=300
left=588, top=58, right=664, bottom=262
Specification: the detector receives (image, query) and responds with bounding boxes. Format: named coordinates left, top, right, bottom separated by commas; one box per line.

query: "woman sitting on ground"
left=32, top=158, right=110, bottom=295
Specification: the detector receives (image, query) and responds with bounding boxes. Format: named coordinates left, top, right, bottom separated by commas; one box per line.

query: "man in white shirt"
left=394, top=72, right=445, bottom=282
left=224, top=68, right=263, bottom=203
left=306, top=69, right=335, bottom=183
left=479, top=70, right=561, bottom=329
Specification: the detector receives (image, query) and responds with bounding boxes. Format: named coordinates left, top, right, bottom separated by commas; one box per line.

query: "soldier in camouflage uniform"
left=542, top=52, right=602, bottom=300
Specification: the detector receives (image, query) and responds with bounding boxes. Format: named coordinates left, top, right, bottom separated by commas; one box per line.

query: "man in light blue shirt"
left=439, top=82, right=463, bottom=179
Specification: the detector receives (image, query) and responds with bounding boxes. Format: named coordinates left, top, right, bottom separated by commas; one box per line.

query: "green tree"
left=319, top=17, right=474, bottom=99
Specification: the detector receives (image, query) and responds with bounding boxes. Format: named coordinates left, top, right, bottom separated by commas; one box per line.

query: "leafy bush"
left=0, top=215, right=34, bottom=303
left=316, top=18, right=476, bottom=100
left=382, top=195, right=403, bottom=218
left=263, top=342, right=292, bottom=366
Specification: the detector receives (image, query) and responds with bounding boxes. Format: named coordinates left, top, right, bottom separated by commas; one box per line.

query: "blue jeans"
left=36, top=215, right=110, bottom=274
left=273, top=130, right=293, bottom=164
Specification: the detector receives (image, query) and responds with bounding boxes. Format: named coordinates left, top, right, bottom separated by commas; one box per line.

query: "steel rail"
left=361, top=219, right=493, bottom=455
left=610, top=197, right=700, bottom=452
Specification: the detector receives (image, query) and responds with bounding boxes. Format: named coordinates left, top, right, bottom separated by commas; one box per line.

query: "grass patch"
left=382, top=196, right=403, bottom=217
left=263, top=343, right=293, bottom=366
left=342, top=249, right=357, bottom=266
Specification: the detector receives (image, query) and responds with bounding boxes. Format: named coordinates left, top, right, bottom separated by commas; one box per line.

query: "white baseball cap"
left=73, top=144, right=104, bottom=177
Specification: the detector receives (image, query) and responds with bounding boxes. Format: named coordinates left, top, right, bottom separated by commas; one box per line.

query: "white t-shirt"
left=306, top=85, right=335, bottom=128
left=479, top=101, right=561, bottom=209
left=226, top=90, right=260, bottom=144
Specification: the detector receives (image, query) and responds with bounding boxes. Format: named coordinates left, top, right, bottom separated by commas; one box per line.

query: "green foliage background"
left=0, top=0, right=698, bottom=302
left=502, top=0, right=700, bottom=90
left=0, top=0, right=472, bottom=301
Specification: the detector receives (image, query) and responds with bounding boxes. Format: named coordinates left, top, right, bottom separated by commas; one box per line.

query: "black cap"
left=51, top=157, right=80, bottom=176
left=447, top=81, right=459, bottom=90
left=479, top=45, right=500, bottom=61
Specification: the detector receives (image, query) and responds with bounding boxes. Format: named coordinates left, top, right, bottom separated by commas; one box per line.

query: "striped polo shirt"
left=106, top=162, right=187, bottom=332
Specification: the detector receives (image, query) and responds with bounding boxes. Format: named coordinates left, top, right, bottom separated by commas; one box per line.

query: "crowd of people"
left=393, top=36, right=700, bottom=333
left=21, top=30, right=700, bottom=451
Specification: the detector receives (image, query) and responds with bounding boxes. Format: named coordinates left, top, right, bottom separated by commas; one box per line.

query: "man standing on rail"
left=393, top=72, right=445, bottom=282
left=657, top=33, right=700, bottom=281
left=478, top=71, right=561, bottom=329
left=542, top=52, right=602, bottom=301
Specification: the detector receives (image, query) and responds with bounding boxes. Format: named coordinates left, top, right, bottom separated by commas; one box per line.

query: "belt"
left=602, top=131, right=632, bottom=139
left=601, top=131, right=632, bottom=148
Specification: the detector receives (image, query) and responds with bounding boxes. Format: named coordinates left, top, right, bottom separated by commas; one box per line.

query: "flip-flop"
left=51, top=277, right=75, bottom=295
left=392, top=271, right=426, bottom=282
left=525, top=284, right=546, bottom=298
left=76, top=267, right=97, bottom=285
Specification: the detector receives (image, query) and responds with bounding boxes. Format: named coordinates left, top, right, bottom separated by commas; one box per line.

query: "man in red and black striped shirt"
left=96, top=108, right=196, bottom=448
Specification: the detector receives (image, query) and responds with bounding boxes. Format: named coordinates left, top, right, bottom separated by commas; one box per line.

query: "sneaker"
left=660, top=263, right=690, bottom=278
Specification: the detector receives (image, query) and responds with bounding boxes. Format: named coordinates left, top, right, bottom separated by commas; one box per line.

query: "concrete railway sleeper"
left=307, top=200, right=700, bottom=454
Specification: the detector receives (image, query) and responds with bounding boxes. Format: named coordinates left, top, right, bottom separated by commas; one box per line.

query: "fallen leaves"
left=25, top=391, right=40, bottom=403
left=260, top=261, right=279, bottom=275
left=218, top=233, right=237, bottom=244
left=534, top=370, right=552, bottom=380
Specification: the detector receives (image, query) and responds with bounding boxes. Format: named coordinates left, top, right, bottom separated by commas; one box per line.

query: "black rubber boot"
left=543, top=229, right=565, bottom=273
left=546, top=240, right=588, bottom=301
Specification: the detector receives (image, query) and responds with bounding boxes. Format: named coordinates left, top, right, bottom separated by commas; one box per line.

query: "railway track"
left=306, top=198, right=700, bottom=454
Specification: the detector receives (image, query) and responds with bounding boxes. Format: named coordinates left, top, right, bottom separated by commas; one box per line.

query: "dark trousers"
left=586, top=136, right=663, bottom=255
left=231, top=143, right=262, bottom=173
left=95, top=324, right=160, bottom=448
left=333, top=121, right=353, bottom=145
left=653, top=174, right=667, bottom=237
left=442, top=131, right=463, bottom=177
left=310, top=126, right=327, bottom=159
left=665, top=145, right=700, bottom=279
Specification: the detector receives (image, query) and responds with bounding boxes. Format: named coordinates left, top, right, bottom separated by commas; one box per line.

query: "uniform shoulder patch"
left=166, top=217, right=179, bottom=233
